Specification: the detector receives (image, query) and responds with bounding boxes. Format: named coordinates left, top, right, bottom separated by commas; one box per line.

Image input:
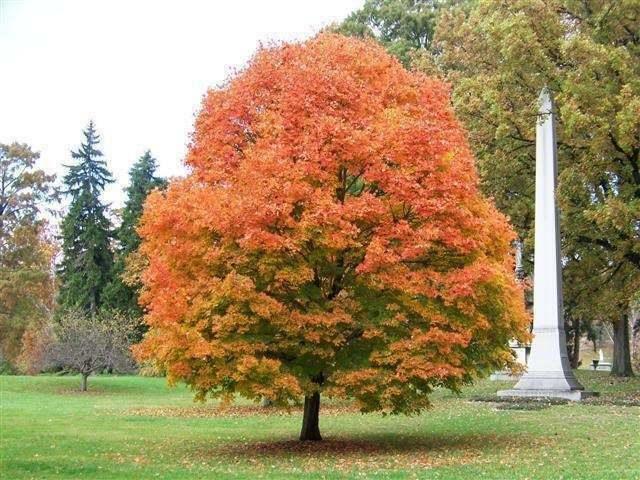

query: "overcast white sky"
left=0, top=0, right=363, bottom=208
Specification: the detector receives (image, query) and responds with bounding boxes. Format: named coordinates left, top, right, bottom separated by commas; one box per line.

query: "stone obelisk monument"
left=498, top=88, right=593, bottom=401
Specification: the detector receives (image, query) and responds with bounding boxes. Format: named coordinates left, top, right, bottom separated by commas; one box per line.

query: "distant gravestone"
left=490, top=239, right=530, bottom=381
left=490, top=339, right=530, bottom=381
left=498, top=88, right=595, bottom=401
left=595, top=349, right=612, bottom=371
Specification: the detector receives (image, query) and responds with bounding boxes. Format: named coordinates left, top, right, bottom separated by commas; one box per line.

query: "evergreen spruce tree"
left=103, top=151, right=166, bottom=325
left=58, top=121, right=114, bottom=316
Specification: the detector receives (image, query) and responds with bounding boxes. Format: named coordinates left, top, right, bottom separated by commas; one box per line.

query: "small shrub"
left=45, top=310, right=137, bottom=391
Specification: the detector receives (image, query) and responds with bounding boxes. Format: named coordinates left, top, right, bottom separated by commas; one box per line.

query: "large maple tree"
left=135, top=34, right=529, bottom=441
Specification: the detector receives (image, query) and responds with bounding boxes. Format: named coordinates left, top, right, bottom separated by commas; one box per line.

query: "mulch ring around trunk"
left=469, top=392, right=640, bottom=410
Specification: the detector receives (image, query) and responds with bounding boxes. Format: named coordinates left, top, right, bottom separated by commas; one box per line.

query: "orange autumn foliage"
left=135, top=34, right=529, bottom=415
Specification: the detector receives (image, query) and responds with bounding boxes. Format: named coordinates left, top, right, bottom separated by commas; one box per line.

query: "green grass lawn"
left=1, top=371, right=639, bottom=479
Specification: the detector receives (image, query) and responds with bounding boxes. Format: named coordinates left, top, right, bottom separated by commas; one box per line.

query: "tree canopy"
left=135, top=34, right=529, bottom=440
left=335, top=0, right=471, bottom=66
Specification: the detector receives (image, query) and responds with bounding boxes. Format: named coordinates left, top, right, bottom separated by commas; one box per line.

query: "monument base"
left=497, top=388, right=597, bottom=402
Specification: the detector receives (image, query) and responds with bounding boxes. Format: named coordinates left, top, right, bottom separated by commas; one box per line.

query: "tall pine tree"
left=58, top=121, right=114, bottom=316
left=103, top=151, right=166, bottom=322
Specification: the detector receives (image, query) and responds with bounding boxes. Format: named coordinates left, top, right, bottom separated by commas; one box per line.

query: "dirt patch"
left=469, top=392, right=640, bottom=409
left=583, top=392, right=640, bottom=407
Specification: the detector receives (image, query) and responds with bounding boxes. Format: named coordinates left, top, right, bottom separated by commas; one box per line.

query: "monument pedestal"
left=497, top=367, right=595, bottom=401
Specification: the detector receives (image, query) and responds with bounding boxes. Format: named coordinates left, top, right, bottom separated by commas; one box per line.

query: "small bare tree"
left=46, top=310, right=136, bottom=391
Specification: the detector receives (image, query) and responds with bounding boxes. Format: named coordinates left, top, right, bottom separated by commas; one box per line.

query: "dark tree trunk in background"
left=81, top=373, right=89, bottom=392
left=570, top=317, right=581, bottom=369
left=612, top=313, right=634, bottom=377
left=300, top=392, right=321, bottom=441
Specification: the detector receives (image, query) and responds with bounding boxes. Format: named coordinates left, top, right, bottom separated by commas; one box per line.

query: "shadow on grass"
left=185, top=432, right=541, bottom=471
left=53, top=380, right=147, bottom=396
left=224, top=432, right=516, bottom=454
left=2, top=375, right=165, bottom=397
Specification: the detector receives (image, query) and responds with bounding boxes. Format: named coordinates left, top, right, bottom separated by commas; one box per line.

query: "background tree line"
left=0, top=121, right=165, bottom=380
left=335, top=0, right=639, bottom=376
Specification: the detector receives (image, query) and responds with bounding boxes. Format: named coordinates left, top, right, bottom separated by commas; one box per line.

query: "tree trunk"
left=81, top=373, right=89, bottom=392
left=611, top=313, right=634, bottom=377
left=570, top=317, right=581, bottom=369
left=299, top=392, right=321, bottom=441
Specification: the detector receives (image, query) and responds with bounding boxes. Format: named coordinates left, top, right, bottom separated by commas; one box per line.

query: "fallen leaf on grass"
left=126, top=404, right=361, bottom=418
